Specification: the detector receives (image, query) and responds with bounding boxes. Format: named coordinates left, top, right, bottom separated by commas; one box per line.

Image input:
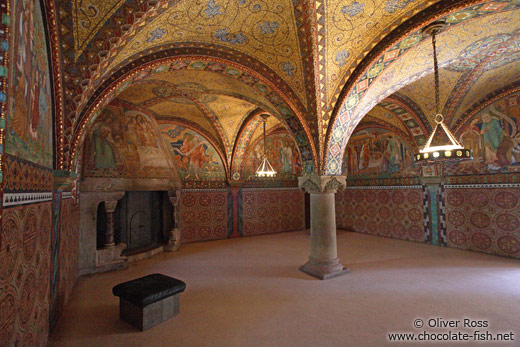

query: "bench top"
left=112, top=273, right=186, bottom=308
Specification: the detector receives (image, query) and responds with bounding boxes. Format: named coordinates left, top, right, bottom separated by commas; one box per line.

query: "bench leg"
left=119, top=294, right=181, bottom=331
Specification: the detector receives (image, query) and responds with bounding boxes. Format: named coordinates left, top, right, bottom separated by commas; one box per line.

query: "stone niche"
left=78, top=177, right=181, bottom=275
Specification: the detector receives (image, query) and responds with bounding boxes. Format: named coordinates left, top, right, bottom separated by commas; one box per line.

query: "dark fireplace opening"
left=96, top=191, right=173, bottom=255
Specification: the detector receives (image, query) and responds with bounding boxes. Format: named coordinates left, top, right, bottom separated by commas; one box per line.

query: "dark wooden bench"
left=112, top=273, right=186, bottom=330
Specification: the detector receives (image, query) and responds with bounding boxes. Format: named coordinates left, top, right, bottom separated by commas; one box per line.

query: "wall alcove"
left=95, top=191, right=173, bottom=255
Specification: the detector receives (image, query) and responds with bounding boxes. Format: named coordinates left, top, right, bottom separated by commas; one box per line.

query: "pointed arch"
left=67, top=53, right=317, bottom=175
left=323, top=0, right=505, bottom=175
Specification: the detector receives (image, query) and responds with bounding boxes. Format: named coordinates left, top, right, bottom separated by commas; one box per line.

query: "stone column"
left=78, top=191, right=125, bottom=276
left=104, top=200, right=119, bottom=248
left=298, top=175, right=349, bottom=280
left=165, top=190, right=182, bottom=252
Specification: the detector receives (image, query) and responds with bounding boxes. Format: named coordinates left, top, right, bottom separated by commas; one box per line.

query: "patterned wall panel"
left=4, top=154, right=54, bottom=193
left=56, top=198, right=80, bottom=319
left=0, top=202, right=52, bottom=346
left=336, top=187, right=425, bottom=243
left=180, top=190, right=229, bottom=243
left=242, top=189, right=304, bottom=236
left=445, top=186, right=520, bottom=259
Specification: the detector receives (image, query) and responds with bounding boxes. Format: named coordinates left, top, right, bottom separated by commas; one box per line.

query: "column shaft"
left=104, top=200, right=118, bottom=249
left=309, top=192, right=338, bottom=261
left=298, top=175, right=349, bottom=280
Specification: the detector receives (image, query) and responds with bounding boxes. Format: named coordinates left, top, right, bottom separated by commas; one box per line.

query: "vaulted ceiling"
left=350, top=6, right=520, bottom=150
left=48, top=0, right=520, bottom=175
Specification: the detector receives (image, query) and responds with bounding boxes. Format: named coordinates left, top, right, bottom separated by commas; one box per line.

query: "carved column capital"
left=298, top=175, right=346, bottom=194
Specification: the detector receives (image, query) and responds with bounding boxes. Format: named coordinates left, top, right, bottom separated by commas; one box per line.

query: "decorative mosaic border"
left=182, top=180, right=228, bottom=189
left=438, top=184, right=447, bottom=246
left=422, top=185, right=430, bottom=243
left=3, top=192, right=53, bottom=207
left=445, top=183, right=520, bottom=189
left=345, top=185, right=422, bottom=190
left=4, top=154, right=54, bottom=193
left=0, top=0, right=10, bottom=191
left=242, top=187, right=302, bottom=191
left=347, top=176, right=421, bottom=186
left=181, top=188, right=228, bottom=193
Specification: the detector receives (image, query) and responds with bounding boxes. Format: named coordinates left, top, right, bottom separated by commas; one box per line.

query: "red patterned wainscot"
left=242, top=188, right=304, bottom=236
left=57, top=198, right=81, bottom=319
left=336, top=186, right=425, bottom=242
left=0, top=202, right=53, bottom=346
left=180, top=189, right=229, bottom=242
left=445, top=186, right=520, bottom=259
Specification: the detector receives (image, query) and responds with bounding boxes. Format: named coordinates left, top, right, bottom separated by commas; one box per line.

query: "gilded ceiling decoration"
left=322, top=0, right=439, bottom=116
left=326, top=1, right=520, bottom=175
left=398, top=68, right=462, bottom=127
left=451, top=59, right=520, bottom=127
left=47, top=0, right=520, bottom=177
left=249, top=115, right=283, bottom=146
left=67, top=57, right=316, bottom=174
left=379, top=95, right=429, bottom=146
left=114, top=70, right=274, bottom=162
left=71, top=0, right=126, bottom=59
left=364, top=105, right=410, bottom=135
left=354, top=9, right=520, bottom=121
left=150, top=102, right=219, bottom=140
left=385, top=26, right=520, bottom=129
left=105, top=0, right=308, bottom=108
left=206, top=95, right=258, bottom=157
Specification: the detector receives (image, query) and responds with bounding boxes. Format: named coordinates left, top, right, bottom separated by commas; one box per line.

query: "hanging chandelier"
left=255, top=114, right=277, bottom=177
left=414, top=21, right=472, bottom=164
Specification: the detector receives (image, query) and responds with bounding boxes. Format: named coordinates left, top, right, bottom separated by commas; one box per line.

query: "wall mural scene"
left=160, top=124, right=226, bottom=181
left=341, top=128, right=419, bottom=179
left=241, top=131, right=302, bottom=181
left=83, top=101, right=174, bottom=179
left=6, top=0, right=53, bottom=167
left=456, top=92, right=520, bottom=174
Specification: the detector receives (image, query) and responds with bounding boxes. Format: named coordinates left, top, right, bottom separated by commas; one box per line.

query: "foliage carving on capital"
left=324, top=178, right=345, bottom=193
left=298, top=175, right=346, bottom=194
left=300, top=178, right=320, bottom=194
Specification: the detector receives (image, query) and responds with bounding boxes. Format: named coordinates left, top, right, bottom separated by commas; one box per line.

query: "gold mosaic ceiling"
left=356, top=7, right=520, bottom=138
left=113, top=67, right=283, bottom=163
left=70, top=0, right=444, bottom=117
left=63, top=0, right=520, bottom=168
left=105, top=0, right=309, bottom=107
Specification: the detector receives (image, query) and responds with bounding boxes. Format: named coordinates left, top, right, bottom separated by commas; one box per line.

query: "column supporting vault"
left=298, top=175, right=349, bottom=280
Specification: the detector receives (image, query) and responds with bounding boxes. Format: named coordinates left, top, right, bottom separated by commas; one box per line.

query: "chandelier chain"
left=432, top=29, right=440, bottom=115
left=263, top=117, right=267, bottom=157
